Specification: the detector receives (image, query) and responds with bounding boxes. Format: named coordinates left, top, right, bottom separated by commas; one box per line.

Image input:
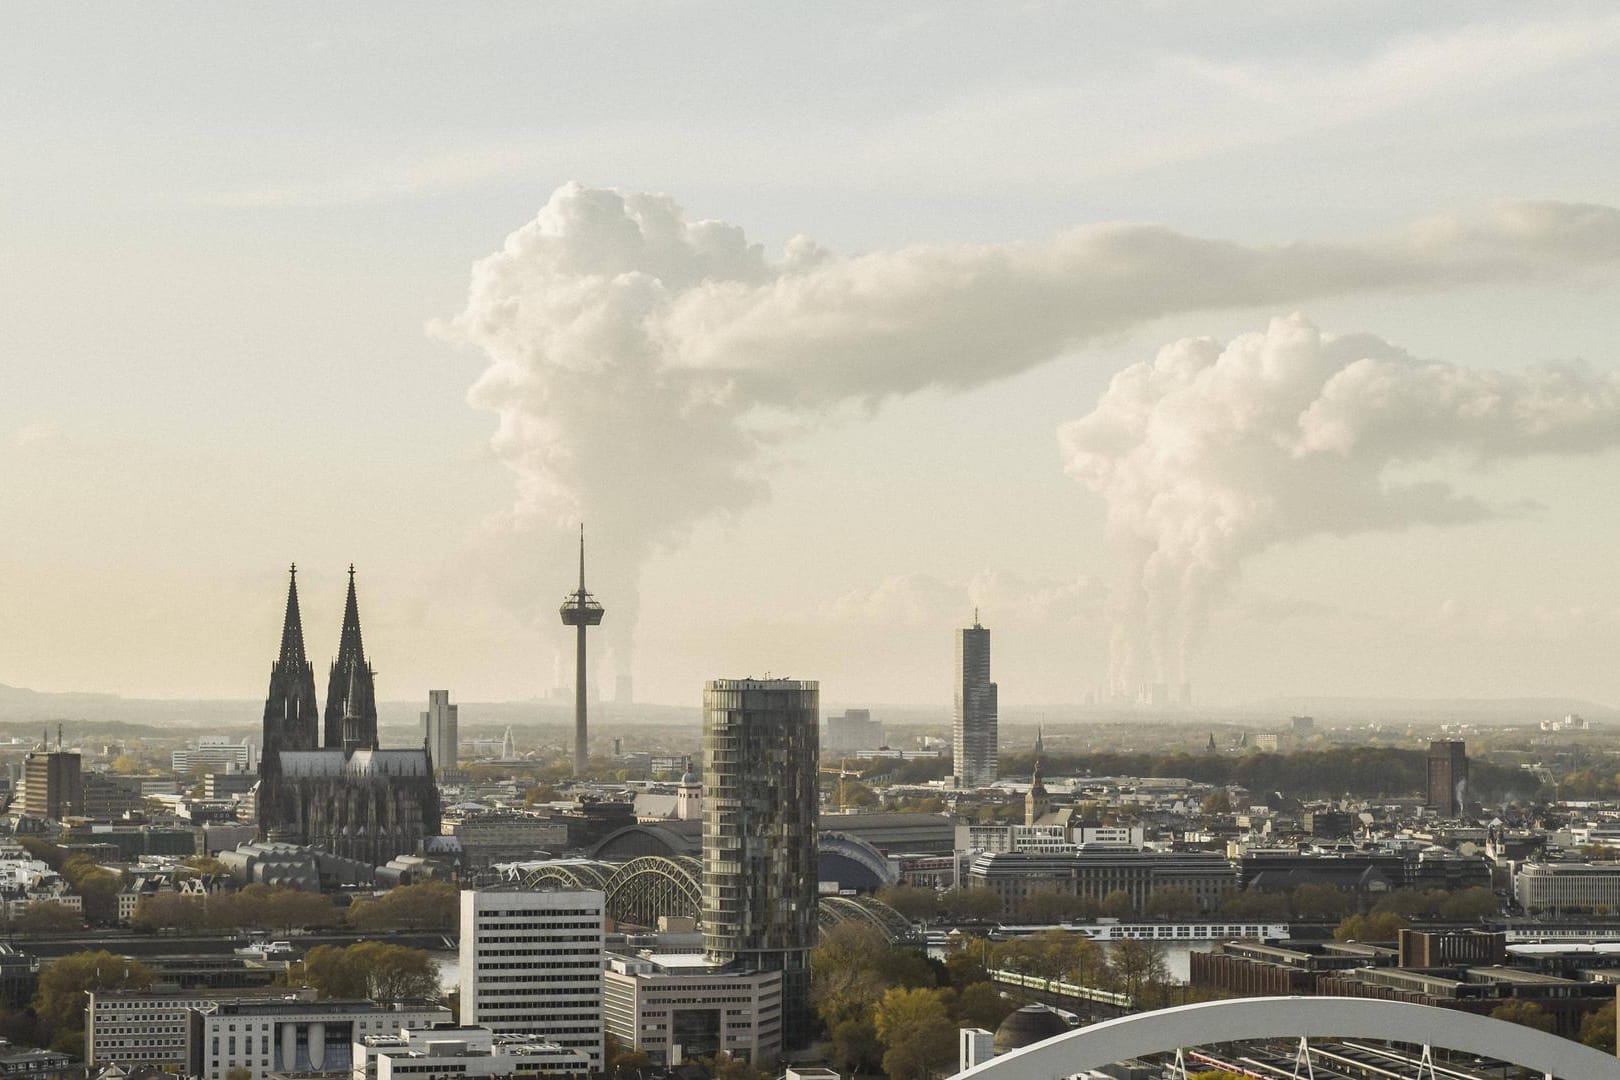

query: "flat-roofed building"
left=188, top=998, right=448, bottom=1080
left=88, top=988, right=314, bottom=1071
left=967, top=849, right=1236, bottom=912
left=602, top=954, right=782, bottom=1066
left=1515, top=861, right=1620, bottom=912
left=459, top=887, right=604, bottom=1070
left=354, top=1025, right=588, bottom=1080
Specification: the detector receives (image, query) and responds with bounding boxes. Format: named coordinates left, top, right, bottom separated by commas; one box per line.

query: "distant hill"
left=0, top=682, right=699, bottom=737
left=1245, top=696, right=1619, bottom=725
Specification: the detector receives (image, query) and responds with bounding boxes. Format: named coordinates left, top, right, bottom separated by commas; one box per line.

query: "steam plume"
left=440, top=184, right=1620, bottom=670
left=1059, top=314, right=1620, bottom=698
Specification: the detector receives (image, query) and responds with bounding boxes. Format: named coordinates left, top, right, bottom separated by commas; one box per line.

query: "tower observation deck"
left=559, top=525, right=604, bottom=775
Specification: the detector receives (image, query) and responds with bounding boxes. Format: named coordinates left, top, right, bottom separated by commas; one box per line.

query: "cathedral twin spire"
left=261, top=564, right=379, bottom=770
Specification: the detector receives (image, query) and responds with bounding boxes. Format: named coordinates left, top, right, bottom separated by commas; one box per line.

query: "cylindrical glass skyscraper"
left=701, top=678, right=819, bottom=1048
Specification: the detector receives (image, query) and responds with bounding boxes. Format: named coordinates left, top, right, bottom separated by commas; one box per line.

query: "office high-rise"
left=952, top=616, right=998, bottom=788
left=421, top=690, right=458, bottom=774
left=1427, top=740, right=1469, bottom=817
left=701, top=678, right=819, bottom=1048
left=460, top=886, right=605, bottom=1069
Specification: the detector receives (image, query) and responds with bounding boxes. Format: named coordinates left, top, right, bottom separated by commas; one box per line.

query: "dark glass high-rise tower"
left=701, top=678, right=819, bottom=1049
left=953, top=615, right=998, bottom=788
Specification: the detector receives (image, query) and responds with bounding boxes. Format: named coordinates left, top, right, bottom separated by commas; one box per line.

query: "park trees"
left=1098, top=890, right=1136, bottom=919
left=35, top=951, right=155, bottom=1048
left=939, top=887, right=1003, bottom=921
left=348, top=881, right=459, bottom=931
left=874, top=987, right=956, bottom=1080
left=1333, top=912, right=1408, bottom=942
left=876, top=884, right=942, bottom=924
left=1489, top=1000, right=1554, bottom=1032
left=1579, top=1000, right=1616, bottom=1053
left=810, top=923, right=934, bottom=1031
left=295, top=942, right=440, bottom=1001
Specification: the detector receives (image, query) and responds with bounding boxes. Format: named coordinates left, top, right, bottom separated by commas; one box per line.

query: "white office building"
left=89, top=990, right=312, bottom=1070
left=1515, top=861, right=1620, bottom=912
left=354, top=1025, right=589, bottom=1080
left=459, top=887, right=605, bottom=1070
left=172, top=736, right=254, bottom=776
left=190, top=999, right=449, bottom=1080
left=602, top=953, right=782, bottom=1066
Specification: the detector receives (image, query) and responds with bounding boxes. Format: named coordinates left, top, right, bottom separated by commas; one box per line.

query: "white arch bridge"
left=952, top=996, right=1618, bottom=1080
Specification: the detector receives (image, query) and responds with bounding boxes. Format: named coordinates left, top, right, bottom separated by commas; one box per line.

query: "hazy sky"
left=4, top=4, right=1619, bottom=709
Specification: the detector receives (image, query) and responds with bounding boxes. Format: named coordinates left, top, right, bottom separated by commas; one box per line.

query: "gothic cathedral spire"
left=262, top=564, right=319, bottom=771
left=323, top=565, right=378, bottom=750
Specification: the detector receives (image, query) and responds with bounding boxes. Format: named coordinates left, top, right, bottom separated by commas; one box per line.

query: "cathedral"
left=257, top=566, right=441, bottom=866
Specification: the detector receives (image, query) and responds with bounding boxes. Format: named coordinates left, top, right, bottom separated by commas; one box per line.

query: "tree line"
left=128, top=880, right=459, bottom=933
left=999, top=747, right=1525, bottom=802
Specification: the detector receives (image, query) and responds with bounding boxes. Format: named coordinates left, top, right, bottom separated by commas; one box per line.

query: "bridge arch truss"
left=951, top=995, right=1618, bottom=1080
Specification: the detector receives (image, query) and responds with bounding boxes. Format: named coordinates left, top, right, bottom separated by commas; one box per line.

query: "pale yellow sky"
left=2, top=5, right=1618, bottom=708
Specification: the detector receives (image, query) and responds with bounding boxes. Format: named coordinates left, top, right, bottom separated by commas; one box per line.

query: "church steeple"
left=323, top=566, right=378, bottom=750
left=262, top=564, right=320, bottom=772
left=1025, top=733, right=1050, bottom=827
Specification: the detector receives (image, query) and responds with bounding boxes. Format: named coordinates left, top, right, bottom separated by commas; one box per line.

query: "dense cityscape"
left=0, top=550, right=1613, bottom=1080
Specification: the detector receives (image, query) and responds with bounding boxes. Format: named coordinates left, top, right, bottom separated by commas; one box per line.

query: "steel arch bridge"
left=604, top=856, right=703, bottom=928
left=499, top=857, right=910, bottom=941
left=951, top=996, right=1618, bottom=1080
left=818, top=893, right=914, bottom=940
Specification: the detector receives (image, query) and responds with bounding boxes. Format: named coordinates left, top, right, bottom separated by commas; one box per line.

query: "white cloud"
left=439, top=183, right=1620, bottom=679
left=1058, top=314, right=1620, bottom=696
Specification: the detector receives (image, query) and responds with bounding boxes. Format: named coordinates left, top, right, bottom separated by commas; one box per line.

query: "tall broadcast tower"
left=559, top=524, right=604, bottom=775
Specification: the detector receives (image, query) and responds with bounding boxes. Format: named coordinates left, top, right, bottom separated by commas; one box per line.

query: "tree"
left=943, top=949, right=989, bottom=989
left=74, top=870, right=123, bottom=924
left=13, top=902, right=81, bottom=932
left=874, top=987, right=956, bottom=1080
left=299, top=945, right=368, bottom=1000
left=1489, top=1000, right=1554, bottom=1032
left=1289, top=884, right=1354, bottom=920
left=181, top=856, right=230, bottom=878
left=1579, top=1000, right=1616, bottom=1053
left=1110, top=939, right=1169, bottom=1001
left=810, top=923, right=934, bottom=1029
left=1437, top=887, right=1499, bottom=921
left=34, top=951, right=155, bottom=1039
left=828, top=1017, right=883, bottom=1076
left=131, top=893, right=208, bottom=932
left=1099, top=890, right=1136, bottom=919
left=348, top=882, right=459, bottom=931
left=1333, top=912, right=1407, bottom=942
left=939, top=887, right=1003, bottom=921
left=605, top=1034, right=650, bottom=1074
left=1016, top=890, right=1097, bottom=924
left=952, top=982, right=1015, bottom=1031
left=296, top=943, right=439, bottom=1001
left=1218, top=891, right=1288, bottom=919
left=877, top=884, right=941, bottom=924
left=1143, top=888, right=1200, bottom=920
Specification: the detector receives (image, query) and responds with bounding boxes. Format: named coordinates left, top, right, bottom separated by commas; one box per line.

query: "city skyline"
left=4, top=6, right=1620, bottom=707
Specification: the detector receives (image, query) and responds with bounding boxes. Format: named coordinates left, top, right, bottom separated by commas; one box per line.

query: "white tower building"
left=460, top=887, right=605, bottom=1069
